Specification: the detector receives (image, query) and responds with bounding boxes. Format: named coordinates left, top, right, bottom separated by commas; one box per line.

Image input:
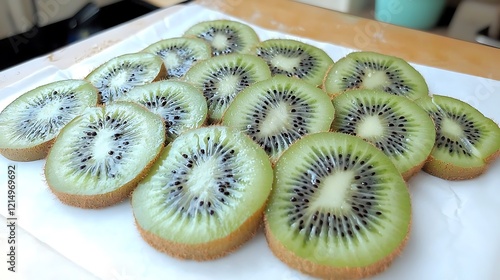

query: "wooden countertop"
left=189, top=0, right=500, bottom=80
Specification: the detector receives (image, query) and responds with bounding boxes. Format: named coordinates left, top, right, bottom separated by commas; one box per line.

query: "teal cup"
left=374, top=0, right=446, bottom=30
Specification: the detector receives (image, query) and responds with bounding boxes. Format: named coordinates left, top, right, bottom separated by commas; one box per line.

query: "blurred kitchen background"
left=0, top=0, right=498, bottom=71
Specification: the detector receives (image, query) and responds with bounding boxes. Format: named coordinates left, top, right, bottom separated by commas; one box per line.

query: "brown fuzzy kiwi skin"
left=423, top=149, right=500, bottom=181
left=263, top=212, right=412, bottom=280
left=0, top=84, right=101, bottom=162
left=320, top=63, right=335, bottom=91
left=44, top=102, right=166, bottom=208
left=154, top=64, right=168, bottom=81
left=45, top=144, right=164, bottom=209
left=135, top=203, right=266, bottom=261
left=86, top=56, right=168, bottom=105
left=0, top=140, right=54, bottom=162
left=401, top=161, right=426, bottom=181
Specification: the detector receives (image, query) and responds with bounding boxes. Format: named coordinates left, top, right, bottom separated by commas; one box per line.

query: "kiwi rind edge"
left=264, top=215, right=410, bottom=280
left=322, top=51, right=429, bottom=100
left=131, top=125, right=274, bottom=260
left=135, top=203, right=266, bottom=260
left=0, top=79, right=99, bottom=161
left=85, top=53, right=168, bottom=104
left=415, top=94, right=500, bottom=180
left=47, top=165, right=155, bottom=209
left=183, top=19, right=261, bottom=55
left=330, top=89, right=436, bottom=181
left=0, top=141, right=54, bottom=162
left=44, top=101, right=166, bottom=209
left=265, top=132, right=412, bottom=279
left=423, top=149, right=500, bottom=180
left=252, top=38, right=335, bottom=87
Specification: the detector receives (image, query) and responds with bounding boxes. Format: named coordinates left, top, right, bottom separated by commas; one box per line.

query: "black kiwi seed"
left=325, top=51, right=429, bottom=101
left=432, top=112, right=480, bottom=156
left=72, top=115, right=133, bottom=178
left=244, top=88, right=313, bottom=155
left=197, top=25, right=244, bottom=56
left=131, top=125, right=273, bottom=261
left=288, top=165, right=383, bottom=237
left=183, top=19, right=260, bottom=57
left=44, top=101, right=166, bottom=209
left=336, top=102, right=408, bottom=155
left=288, top=150, right=381, bottom=238
left=85, top=53, right=165, bottom=104
left=116, top=81, right=208, bottom=143
left=0, top=79, right=99, bottom=162
left=184, top=54, right=271, bottom=123
left=331, top=90, right=436, bottom=180
left=156, top=44, right=198, bottom=77
left=202, top=65, right=251, bottom=109
left=266, top=133, right=412, bottom=278
left=254, top=39, right=334, bottom=87
left=257, top=46, right=317, bottom=79
left=143, top=37, right=212, bottom=78
left=17, top=89, right=82, bottom=142
left=163, top=145, right=239, bottom=217
left=222, top=76, right=334, bottom=162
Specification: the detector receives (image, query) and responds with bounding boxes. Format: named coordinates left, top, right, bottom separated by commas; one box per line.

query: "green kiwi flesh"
left=183, top=53, right=271, bottom=123
left=142, top=37, right=212, bottom=79
left=44, top=101, right=165, bottom=208
left=222, top=75, right=334, bottom=162
left=265, top=132, right=411, bottom=279
left=85, top=52, right=166, bottom=104
left=132, top=125, right=273, bottom=260
left=331, top=89, right=436, bottom=180
left=414, top=94, right=500, bottom=180
left=0, top=79, right=98, bottom=161
left=324, top=51, right=429, bottom=100
left=254, top=39, right=334, bottom=87
left=183, top=19, right=260, bottom=56
left=117, top=80, right=207, bottom=143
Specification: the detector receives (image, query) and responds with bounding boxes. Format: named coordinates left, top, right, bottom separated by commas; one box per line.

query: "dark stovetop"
left=0, top=0, right=163, bottom=71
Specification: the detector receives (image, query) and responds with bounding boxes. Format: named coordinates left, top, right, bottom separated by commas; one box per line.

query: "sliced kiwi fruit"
left=222, top=75, right=334, bottom=162
left=44, top=101, right=165, bottom=208
left=132, top=125, right=273, bottom=260
left=323, top=51, right=429, bottom=100
left=254, top=39, right=334, bottom=87
left=0, top=79, right=98, bottom=161
left=183, top=19, right=260, bottom=56
left=116, top=80, right=207, bottom=143
left=183, top=53, right=271, bottom=123
left=331, top=89, right=436, bottom=180
left=142, top=37, right=212, bottom=79
left=265, top=132, right=411, bottom=279
left=414, top=94, right=500, bottom=180
left=85, top=52, right=167, bottom=104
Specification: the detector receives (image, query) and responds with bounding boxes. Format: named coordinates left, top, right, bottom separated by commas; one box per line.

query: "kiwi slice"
left=414, top=94, right=500, bottom=180
left=0, top=79, right=98, bottom=161
left=222, top=75, right=334, bottom=162
left=85, top=52, right=166, bottom=104
left=254, top=39, right=334, bottom=87
left=116, top=80, right=207, bottom=143
left=183, top=53, right=271, bottom=123
left=265, top=132, right=411, bottom=279
left=331, top=89, right=436, bottom=180
left=132, top=125, right=273, bottom=260
left=44, top=101, right=165, bottom=208
left=323, top=51, right=429, bottom=100
left=183, top=19, right=260, bottom=56
left=142, top=37, right=212, bottom=79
